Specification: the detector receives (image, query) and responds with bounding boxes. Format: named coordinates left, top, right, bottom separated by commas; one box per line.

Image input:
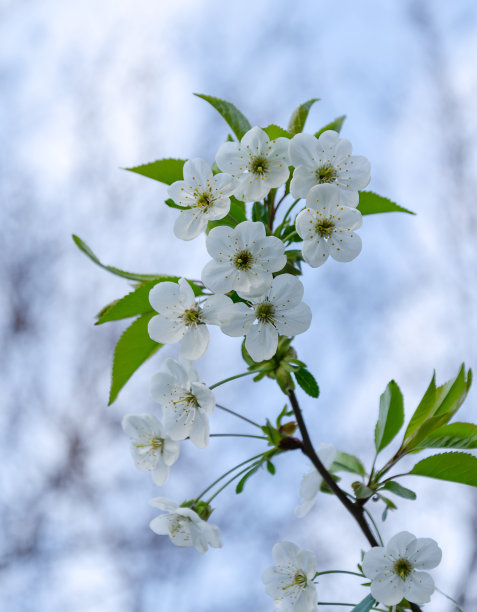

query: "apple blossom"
left=215, top=126, right=289, bottom=201
left=201, top=220, right=286, bottom=297
left=149, top=497, right=222, bottom=554
left=148, top=277, right=232, bottom=360
left=262, top=541, right=318, bottom=612
left=219, top=274, right=311, bottom=362
left=295, top=443, right=336, bottom=517
left=289, top=129, right=370, bottom=205
left=121, top=413, right=180, bottom=486
left=150, top=358, right=215, bottom=448
left=295, top=183, right=362, bottom=267
left=168, top=158, right=236, bottom=240
left=362, top=531, right=442, bottom=606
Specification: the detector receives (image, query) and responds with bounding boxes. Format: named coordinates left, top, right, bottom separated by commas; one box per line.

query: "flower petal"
left=268, top=274, right=304, bottom=308
left=411, top=538, right=442, bottom=570
left=272, top=541, right=300, bottom=566
left=179, top=325, right=209, bottom=360
left=289, top=133, right=320, bottom=168
left=216, top=141, right=247, bottom=174
left=387, top=531, right=416, bottom=559
left=302, top=236, right=330, bottom=267
left=220, top=302, right=255, bottom=337
left=362, top=547, right=391, bottom=579
left=328, top=231, right=362, bottom=263
left=149, top=281, right=181, bottom=313
left=245, top=322, right=278, bottom=362
left=148, top=314, right=184, bottom=344
left=241, top=126, right=269, bottom=152
left=152, top=460, right=169, bottom=486
left=205, top=225, right=234, bottom=260
left=273, top=302, right=312, bottom=336
left=173, top=209, right=207, bottom=240
left=188, top=409, right=210, bottom=448
left=371, top=571, right=405, bottom=606
left=290, top=166, right=319, bottom=199
left=183, top=158, right=212, bottom=186
left=201, top=260, right=236, bottom=294
left=403, top=571, right=435, bottom=604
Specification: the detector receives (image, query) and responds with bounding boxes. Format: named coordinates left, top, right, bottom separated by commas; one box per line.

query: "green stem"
left=363, top=508, right=384, bottom=546
left=195, top=453, right=264, bottom=502
left=317, top=603, right=386, bottom=611
left=210, top=369, right=273, bottom=390
left=281, top=198, right=301, bottom=225
left=210, top=433, right=267, bottom=440
left=205, top=459, right=263, bottom=504
left=215, top=403, right=262, bottom=428
left=314, top=570, right=364, bottom=578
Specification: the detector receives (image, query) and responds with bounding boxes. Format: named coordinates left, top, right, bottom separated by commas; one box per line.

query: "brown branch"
left=287, top=389, right=379, bottom=547
left=288, top=389, right=423, bottom=611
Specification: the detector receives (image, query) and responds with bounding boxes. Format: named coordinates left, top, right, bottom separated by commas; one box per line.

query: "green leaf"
left=353, top=483, right=373, bottom=499
left=194, top=93, right=252, bottom=141
left=350, top=594, right=376, bottom=612
left=95, top=278, right=204, bottom=325
left=315, top=115, right=346, bottom=138
left=251, top=201, right=269, bottom=225
left=409, top=452, right=477, bottom=487
left=380, top=494, right=397, bottom=521
left=164, top=198, right=188, bottom=210
left=411, top=422, right=477, bottom=451
left=266, top=460, right=276, bottom=475
left=294, top=367, right=319, bottom=398
left=263, top=124, right=291, bottom=140
left=109, top=313, right=162, bottom=405
left=357, top=191, right=415, bottom=216
left=332, top=451, right=366, bottom=477
left=287, top=98, right=320, bottom=136
left=381, top=480, right=416, bottom=500
left=72, top=235, right=167, bottom=282
left=206, top=196, right=247, bottom=232
left=404, top=365, right=472, bottom=449
left=374, top=380, right=404, bottom=453
left=235, top=463, right=261, bottom=494
left=97, top=281, right=160, bottom=324
left=125, top=158, right=185, bottom=185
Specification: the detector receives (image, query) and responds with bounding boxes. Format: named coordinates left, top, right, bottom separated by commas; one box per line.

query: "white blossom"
left=262, top=541, right=318, bottom=612
left=295, top=183, right=362, bottom=267
left=362, top=531, right=442, bottom=606
left=295, top=444, right=336, bottom=517
left=220, top=274, right=311, bottom=362
left=201, top=220, right=287, bottom=297
left=121, top=414, right=180, bottom=486
left=150, top=358, right=215, bottom=448
left=289, top=130, right=370, bottom=205
left=168, top=158, right=236, bottom=240
left=216, top=126, right=289, bottom=201
left=148, top=278, right=232, bottom=360
left=149, top=497, right=222, bottom=554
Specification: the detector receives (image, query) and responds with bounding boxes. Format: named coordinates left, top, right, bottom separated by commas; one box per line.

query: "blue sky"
left=1, top=1, right=477, bottom=610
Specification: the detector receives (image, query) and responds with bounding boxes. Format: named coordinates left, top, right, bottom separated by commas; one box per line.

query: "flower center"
left=255, top=301, right=275, bottom=324
left=181, top=307, right=202, bottom=326
left=194, top=189, right=213, bottom=212
left=294, top=570, right=307, bottom=586
left=315, top=163, right=337, bottom=184
left=250, top=156, right=268, bottom=176
left=316, top=218, right=335, bottom=238
left=233, top=249, right=254, bottom=271
left=149, top=437, right=164, bottom=451
left=394, top=558, right=413, bottom=580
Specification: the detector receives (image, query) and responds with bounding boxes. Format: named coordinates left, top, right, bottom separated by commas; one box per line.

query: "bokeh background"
left=1, top=0, right=477, bottom=610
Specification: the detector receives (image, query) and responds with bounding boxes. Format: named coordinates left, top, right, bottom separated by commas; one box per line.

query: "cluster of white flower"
left=263, top=532, right=442, bottom=611
left=120, top=126, right=370, bottom=559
